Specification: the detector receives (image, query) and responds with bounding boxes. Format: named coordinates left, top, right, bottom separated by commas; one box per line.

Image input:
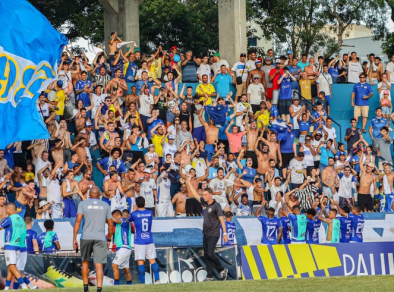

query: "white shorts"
left=17, top=251, right=27, bottom=271
left=5, top=249, right=20, bottom=266
left=156, top=202, right=174, bottom=217
left=134, top=243, right=157, bottom=261
left=112, top=248, right=131, bottom=269
left=175, top=213, right=187, bottom=217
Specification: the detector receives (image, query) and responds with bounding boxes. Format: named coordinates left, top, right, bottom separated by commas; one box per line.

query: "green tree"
left=28, top=0, right=104, bottom=44
left=139, top=0, right=218, bottom=54
left=382, top=32, right=394, bottom=59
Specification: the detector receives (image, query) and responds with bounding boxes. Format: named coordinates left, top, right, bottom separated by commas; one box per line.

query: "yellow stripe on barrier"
left=288, top=244, right=317, bottom=276
left=310, top=244, right=342, bottom=275
left=257, top=245, right=278, bottom=279
left=272, top=245, right=295, bottom=278
left=242, top=246, right=262, bottom=280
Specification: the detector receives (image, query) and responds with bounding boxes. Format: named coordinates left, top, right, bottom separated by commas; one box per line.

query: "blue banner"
left=0, top=0, right=68, bottom=148
left=241, top=242, right=394, bottom=280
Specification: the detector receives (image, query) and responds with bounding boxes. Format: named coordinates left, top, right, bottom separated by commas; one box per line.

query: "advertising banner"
left=240, top=242, right=394, bottom=280
left=0, top=246, right=236, bottom=289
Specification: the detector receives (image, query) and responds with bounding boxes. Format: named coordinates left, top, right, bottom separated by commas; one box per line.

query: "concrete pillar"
left=218, top=0, right=247, bottom=67
left=118, top=0, right=141, bottom=46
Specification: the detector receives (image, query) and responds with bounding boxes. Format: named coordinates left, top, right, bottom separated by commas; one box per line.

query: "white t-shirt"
left=323, top=126, right=337, bottom=142
left=288, top=158, right=307, bottom=184
left=139, top=94, right=154, bottom=117
left=232, top=62, right=250, bottom=82
left=347, top=61, right=363, bottom=83
left=211, top=59, right=230, bottom=74
left=140, top=178, right=156, bottom=208
left=192, top=157, right=207, bottom=178
left=247, top=83, right=265, bottom=105
left=136, top=69, right=149, bottom=80
left=47, top=178, right=62, bottom=204
left=386, top=62, right=394, bottom=83
left=162, top=143, right=177, bottom=160
left=197, top=64, right=211, bottom=83
left=236, top=102, right=252, bottom=126
left=91, top=93, right=106, bottom=118
left=34, top=158, right=51, bottom=184
left=316, top=73, right=332, bottom=96
left=36, top=103, right=49, bottom=119
left=246, top=60, right=257, bottom=71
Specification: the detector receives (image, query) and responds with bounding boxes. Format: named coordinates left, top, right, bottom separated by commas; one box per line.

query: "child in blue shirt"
left=38, top=220, right=60, bottom=254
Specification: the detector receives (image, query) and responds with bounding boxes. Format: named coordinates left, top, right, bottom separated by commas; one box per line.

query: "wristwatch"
left=223, top=233, right=228, bottom=236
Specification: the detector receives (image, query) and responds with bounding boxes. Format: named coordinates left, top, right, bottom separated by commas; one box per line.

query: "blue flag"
left=0, top=0, right=68, bottom=148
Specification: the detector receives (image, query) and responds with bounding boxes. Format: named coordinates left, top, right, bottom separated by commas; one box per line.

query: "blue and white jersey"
left=306, top=218, right=321, bottom=244
left=157, top=176, right=171, bottom=203
left=258, top=216, right=279, bottom=245
left=26, top=229, right=38, bottom=254
left=221, top=221, right=237, bottom=246
left=128, top=209, right=154, bottom=245
left=370, top=117, right=388, bottom=140
left=278, top=217, right=291, bottom=244
left=385, top=193, right=394, bottom=212
left=338, top=216, right=352, bottom=243
left=299, top=120, right=311, bottom=132
left=349, top=214, right=364, bottom=242
left=279, top=75, right=292, bottom=100
left=378, top=193, right=386, bottom=212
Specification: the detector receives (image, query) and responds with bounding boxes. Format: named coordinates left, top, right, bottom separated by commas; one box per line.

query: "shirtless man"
left=171, top=184, right=187, bottom=217
left=368, top=55, right=384, bottom=85
left=72, top=137, right=92, bottom=170
left=103, top=171, right=126, bottom=205
left=261, top=129, right=282, bottom=167
left=45, top=112, right=58, bottom=138
left=0, top=150, right=8, bottom=176
left=104, top=68, right=128, bottom=98
left=246, top=60, right=266, bottom=89
left=284, top=187, right=300, bottom=210
left=358, top=162, right=378, bottom=212
left=62, top=170, right=84, bottom=217
left=99, top=121, right=119, bottom=153
left=245, top=119, right=259, bottom=168
left=78, top=168, right=96, bottom=199
left=321, top=157, right=338, bottom=198
left=179, top=162, right=209, bottom=194
left=15, top=180, right=36, bottom=218
left=240, top=176, right=266, bottom=214
left=254, top=136, right=271, bottom=175
left=75, top=108, right=91, bottom=134
left=108, top=32, right=122, bottom=55
left=27, top=139, right=47, bottom=164
left=198, top=105, right=219, bottom=160
left=122, top=168, right=136, bottom=198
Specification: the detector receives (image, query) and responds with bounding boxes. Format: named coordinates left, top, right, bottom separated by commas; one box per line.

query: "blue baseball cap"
left=287, top=50, right=293, bottom=55
left=255, top=60, right=262, bottom=64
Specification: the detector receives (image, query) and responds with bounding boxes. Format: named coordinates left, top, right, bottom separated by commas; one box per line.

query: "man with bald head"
left=73, top=187, right=113, bottom=292
left=0, top=203, right=29, bottom=290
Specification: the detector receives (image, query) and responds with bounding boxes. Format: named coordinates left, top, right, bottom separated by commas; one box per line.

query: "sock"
left=5, top=280, right=11, bottom=288
left=84, top=284, right=89, bottom=292
left=114, top=279, right=120, bottom=285
left=127, top=281, right=132, bottom=285
left=17, top=277, right=25, bottom=285
left=23, top=276, right=31, bottom=285
left=97, top=287, right=102, bottom=292
left=13, top=282, right=20, bottom=289
left=151, top=263, right=160, bottom=282
left=138, top=265, right=145, bottom=284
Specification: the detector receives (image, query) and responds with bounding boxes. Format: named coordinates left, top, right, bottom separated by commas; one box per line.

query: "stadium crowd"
left=1, top=33, right=394, bottom=234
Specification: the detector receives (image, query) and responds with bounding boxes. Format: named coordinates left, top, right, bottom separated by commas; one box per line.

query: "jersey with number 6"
left=128, top=209, right=154, bottom=245
left=349, top=213, right=364, bottom=242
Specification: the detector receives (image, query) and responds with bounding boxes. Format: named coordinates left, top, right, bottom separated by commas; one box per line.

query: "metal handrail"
left=293, top=90, right=342, bottom=141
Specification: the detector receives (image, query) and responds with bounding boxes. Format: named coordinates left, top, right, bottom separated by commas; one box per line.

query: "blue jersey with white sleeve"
left=221, top=221, right=236, bottom=246
left=258, top=216, right=279, bottom=245
left=306, top=218, right=321, bottom=244
left=349, top=214, right=364, bottom=242
left=278, top=217, right=291, bottom=244
left=338, top=216, right=352, bottom=243
left=128, top=209, right=154, bottom=245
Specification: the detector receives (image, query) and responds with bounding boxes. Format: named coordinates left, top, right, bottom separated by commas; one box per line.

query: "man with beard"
left=254, top=138, right=270, bottom=176
left=172, top=184, right=187, bottom=217
left=75, top=107, right=92, bottom=134
left=261, top=130, right=282, bottom=167
left=79, top=169, right=96, bottom=199
left=322, top=157, right=339, bottom=199
left=16, top=181, right=36, bottom=218
left=247, top=60, right=266, bottom=89
left=245, top=120, right=259, bottom=168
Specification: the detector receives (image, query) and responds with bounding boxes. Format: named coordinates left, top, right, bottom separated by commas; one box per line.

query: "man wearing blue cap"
left=246, top=60, right=266, bottom=89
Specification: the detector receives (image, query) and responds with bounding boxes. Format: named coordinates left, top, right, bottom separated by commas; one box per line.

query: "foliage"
left=382, top=32, right=394, bottom=59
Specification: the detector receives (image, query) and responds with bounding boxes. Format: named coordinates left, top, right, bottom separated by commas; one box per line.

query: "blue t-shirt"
left=221, top=221, right=237, bottom=246
left=280, top=130, right=296, bottom=153
left=147, top=118, right=164, bottom=140
left=338, top=216, right=352, bottom=243
left=319, top=147, right=335, bottom=166
left=258, top=216, right=279, bottom=245
left=26, top=229, right=38, bottom=254
left=215, top=73, right=233, bottom=97
left=312, top=111, right=327, bottom=130
left=242, top=167, right=256, bottom=184
left=288, top=66, right=301, bottom=89
left=279, top=76, right=292, bottom=100
left=75, top=79, right=92, bottom=107
left=328, top=66, right=339, bottom=79
left=349, top=214, right=364, bottom=242
left=297, top=62, right=309, bottom=71
left=38, top=231, right=59, bottom=254
left=136, top=80, right=153, bottom=95
left=352, top=155, right=360, bottom=173
left=299, top=120, right=310, bottom=132
left=270, top=105, right=279, bottom=118
left=352, top=83, right=373, bottom=106
left=370, top=117, right=388, bottom=139
left=306, top=218, right=321, bottom=244
left=278, top=217, right=291, bottom=244
left=125, top=62, right=138, bottom=82
left=97, top=157, right=126, bottom=174
left=128, top=209, right=154, bottom=245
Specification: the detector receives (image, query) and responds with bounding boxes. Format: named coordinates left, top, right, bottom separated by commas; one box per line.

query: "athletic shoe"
left=24, top=272, right=54, bottom=289
left=0, top=271, right=5, bottom=290
left=42, top=266, right=83, bottom=288
left=204, top=276, right=213, bottom=281
left=88, top=270, right=114, bottom=286
left=220, top=268, right=228, bottom=281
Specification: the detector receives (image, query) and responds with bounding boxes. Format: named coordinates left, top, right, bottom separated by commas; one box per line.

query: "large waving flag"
left=0, top=0, right=68, bottom=148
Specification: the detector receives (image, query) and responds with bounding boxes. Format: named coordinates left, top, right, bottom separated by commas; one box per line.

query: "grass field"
left=58, top=275, right=394, bottom=292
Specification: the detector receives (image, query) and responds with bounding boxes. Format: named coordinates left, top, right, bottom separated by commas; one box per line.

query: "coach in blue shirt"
left=351, top=73, right=373, bottom=133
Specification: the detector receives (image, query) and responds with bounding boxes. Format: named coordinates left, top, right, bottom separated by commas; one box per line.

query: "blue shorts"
left=15, top=200, right=26, bottom=218
left=193, top=126, right=206, bottom=142
left=63, top=198, right=77, bottom=218
left=382, top=106, right=390, bottom=115
left=166, top=111, right=176, bottom=123
left=205, top=144, right=215, bottom=161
